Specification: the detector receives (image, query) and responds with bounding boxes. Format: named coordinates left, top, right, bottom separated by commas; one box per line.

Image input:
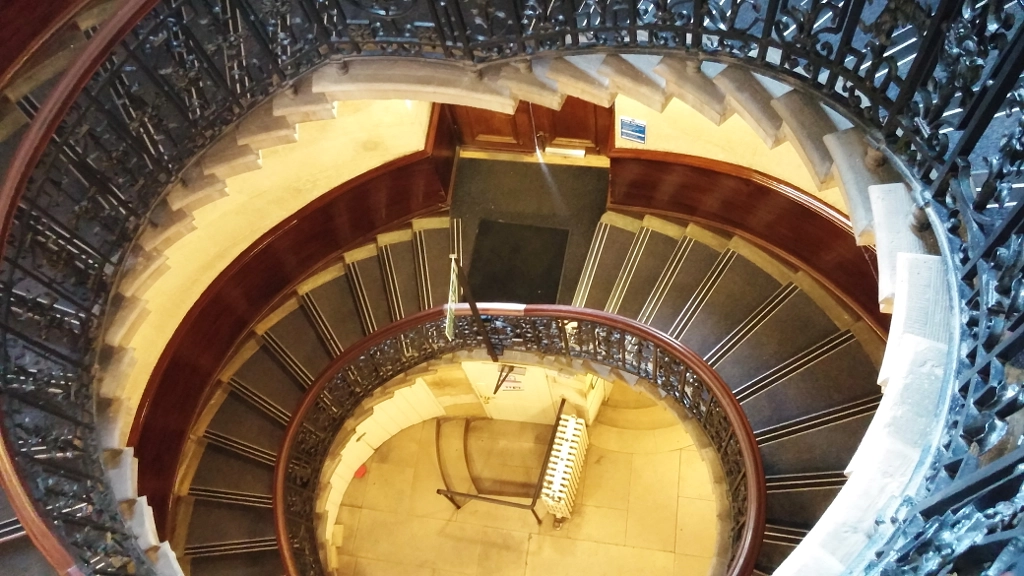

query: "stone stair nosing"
left=770, top=90, right=837, bottom=191
left=273, top=74, right=337, bottom=124
left=535, top=57, right=617, bottom=108
left=598, top=54, right=669, bottom=112
left=487, top=63, right=566, bottom=111
left=165, top=174, right=228, bottom=215
left=138, top=202, right=196, bottom=253
left=875, top=253, right=949, bottom=390
left=235, top=102, right=298, bottom=151
left=199, top=133, right=262, bottom=180
left=118, top=247, right=170, bottom=299
left=823, top=128, right=902, bottom=246
left=103, top=294, right=149, bottom=348
left=0, top=97, right=28, bottom=142
left=867, top=183, right=930, bottom=313
left=654, top=56, right=732, bottom=126
left=312, top=61, right=517, bottom=115
left=713, top=67, right=785, bottom=148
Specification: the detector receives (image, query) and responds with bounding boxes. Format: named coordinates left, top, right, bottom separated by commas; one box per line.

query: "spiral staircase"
left=157, top=202, right=882, bottom=575
left=3, top=0, right=1024, bottom=575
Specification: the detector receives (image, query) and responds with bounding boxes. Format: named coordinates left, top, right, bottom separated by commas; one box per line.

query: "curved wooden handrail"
left=0, top=0, right=97, bottom=90
left=274, top=303, right=765, bottom=576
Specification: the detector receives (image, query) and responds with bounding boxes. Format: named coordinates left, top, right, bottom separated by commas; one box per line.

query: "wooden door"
left=449, top=98, right=613, bottom=155
left=532, top=96, right=613, bottom=155
left=449, top=101, right=536, bottom=152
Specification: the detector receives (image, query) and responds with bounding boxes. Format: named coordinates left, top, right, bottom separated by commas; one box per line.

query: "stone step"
left=588, top=422, right=692, bottom=453
left=822, top=128, right=901, bottom=246
left=595, top=404, right=679, bottom=430
left=313, top=60, right=516, bottom=115
left=713, top=67, right=784, bottom=148
left=771, top=90, right=837, bottom=190
left=868, top=183, right=930, bottom=313
left=604, top=381, right=658, bottom=409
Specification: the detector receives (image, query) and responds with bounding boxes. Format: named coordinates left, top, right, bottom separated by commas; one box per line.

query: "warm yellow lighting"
left=544, top=146, right=587, bottom=158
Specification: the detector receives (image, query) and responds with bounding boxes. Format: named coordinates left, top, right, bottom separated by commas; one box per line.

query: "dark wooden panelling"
left=450, top=98, right=614, bottom=155
left=533, top=96, right=613, bottom=154
left=607, top=151, right=889, bottom=337
left=451, top=102, right=535, bottom=152
left=134, top=113, right=456, bottom=534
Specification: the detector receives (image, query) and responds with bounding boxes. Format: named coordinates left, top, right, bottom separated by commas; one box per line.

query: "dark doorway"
left=468, top=220, right=569, bottom=304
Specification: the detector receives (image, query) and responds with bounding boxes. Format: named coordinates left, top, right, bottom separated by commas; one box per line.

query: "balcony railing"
left=0, top=0, right=1023, bottom=574
left=274, top=304, right=765, bottom=576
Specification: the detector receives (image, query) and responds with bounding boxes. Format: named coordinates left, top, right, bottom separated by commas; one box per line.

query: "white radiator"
left=541, top=413, right=589, bottom=520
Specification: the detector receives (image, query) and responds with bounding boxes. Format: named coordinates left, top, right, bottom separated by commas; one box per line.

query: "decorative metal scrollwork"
left=279, top=312, right=755, bottom=576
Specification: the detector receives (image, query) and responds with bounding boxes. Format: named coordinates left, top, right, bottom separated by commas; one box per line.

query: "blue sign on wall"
left=620, top=117, right=647, bottom=144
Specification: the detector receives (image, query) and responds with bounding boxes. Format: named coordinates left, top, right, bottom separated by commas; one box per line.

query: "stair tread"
left=766, top=486, right=842, bottom=529
left=589, top=422, right=693, bottom=453
left=611, top=227, right=680, bottom=318
left=265, top=307, right=332, bottom=378
left=192, top=446, right=275, bottom=495
left=604, top=381, right=658, bottom=409
left=757, top=540, right=800, bottom=574
left=379, top=236, right=421, bottom=319
left=742, top=340, right=880, bottom=431
left=308, top=274, right=367, bottom=349
left=186, top=500, right=275, bottom=547
left=596, top=404, right=680, bottom=430
left=679, top=252, right=781, bottom=357
left=347, top=253, right=394, bottom=333
left=233, top=347, right=305, bottom=412
left=417, top=225, right=455, bottom=310
left=648, top=239, right=721, bottom=333
left=581, top=223, right=638, bottom=310
left=0, top=535, right=57, bottom=575
left=206, top=393, right=285, bottom=454
left=715, top=290, right=840, bottom=389
left=188, top=549, right=283, bottom=576
left=759, top=413, right=873, bottom=476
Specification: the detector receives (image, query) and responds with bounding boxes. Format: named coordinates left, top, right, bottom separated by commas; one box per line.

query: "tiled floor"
left=335, top=415, right=721, bottom=576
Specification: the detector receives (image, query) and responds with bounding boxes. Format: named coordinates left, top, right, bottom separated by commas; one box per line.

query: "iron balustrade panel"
left=280, top=314, right=754, bottom=576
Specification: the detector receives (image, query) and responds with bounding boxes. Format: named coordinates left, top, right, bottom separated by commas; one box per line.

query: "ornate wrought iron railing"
left=274, top=304, right=765, bottom=576
left=0, top=0, right=1023, bottom=573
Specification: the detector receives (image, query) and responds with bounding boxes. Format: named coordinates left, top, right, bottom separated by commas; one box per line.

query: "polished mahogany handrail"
left=274, top=303, right=766, bottom=576
left=0, top=0, right=97, bottom=90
